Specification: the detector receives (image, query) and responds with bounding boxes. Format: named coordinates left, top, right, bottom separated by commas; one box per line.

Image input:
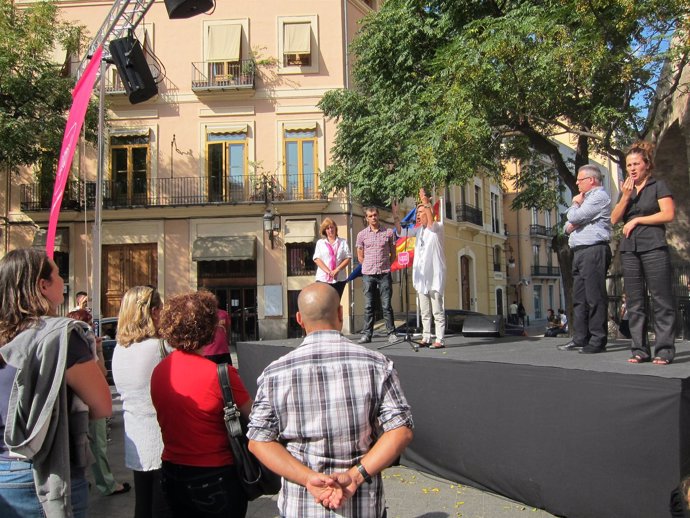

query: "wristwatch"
left=356, top=462, right=372, bottom=484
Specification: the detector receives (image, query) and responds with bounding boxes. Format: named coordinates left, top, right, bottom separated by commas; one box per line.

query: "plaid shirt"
left=356, top=226, right=396, bottom=275
left=247, top=331, right=413, bottom=518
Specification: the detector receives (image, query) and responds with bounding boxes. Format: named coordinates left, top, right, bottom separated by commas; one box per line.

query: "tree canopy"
left=0, top=0, right=91, bottom=175
left=319, top=0, right=690, bottom=207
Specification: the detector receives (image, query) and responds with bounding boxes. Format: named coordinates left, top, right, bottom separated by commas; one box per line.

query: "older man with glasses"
left=558, top=165, right=612, bottom=354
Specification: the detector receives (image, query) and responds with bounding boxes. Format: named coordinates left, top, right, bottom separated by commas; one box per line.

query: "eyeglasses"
left=576, top=176, right=594, bottom=183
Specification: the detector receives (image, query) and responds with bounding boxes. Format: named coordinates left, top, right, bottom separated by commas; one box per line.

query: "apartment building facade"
left=4, top=0, right=507, bottom=340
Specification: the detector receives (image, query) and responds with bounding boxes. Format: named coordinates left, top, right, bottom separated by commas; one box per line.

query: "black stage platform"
left=237, top=334, right=690, bottom=518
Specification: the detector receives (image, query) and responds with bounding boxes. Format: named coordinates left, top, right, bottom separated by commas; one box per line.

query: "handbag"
left=216, top=363, right=281, bottom=500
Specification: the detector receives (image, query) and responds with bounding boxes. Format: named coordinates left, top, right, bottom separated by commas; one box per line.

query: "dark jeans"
left=572, top=243, right=611, bottom=349
left=622, top=247, right=676, bottom=361
left=161, top=462, right=247, bottom=518
left=362, top=273, right=395, bottom=338
left=133, top=469, right=172, bottom=518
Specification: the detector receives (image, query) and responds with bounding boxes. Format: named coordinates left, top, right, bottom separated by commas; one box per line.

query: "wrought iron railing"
left=20, top=174, right=326, bottom=211
left=531, top=266, right=561, bottom=277
left=456, top=203, right=483, bottom=226
left=529, top=224, right=557, bottom=237
left=191, top=59, right=255, bottom=90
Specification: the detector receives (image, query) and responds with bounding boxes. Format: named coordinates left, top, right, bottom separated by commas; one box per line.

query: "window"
left=444, top=187, right=452, bottom=220
left=206, top=23, right=242, bottom=84
left=110, top=133, right=150, bottom=206
left=278, top=16, right=319, bottom=74
left=547, top=245, right=553, bottom=267
left=284, top=124, right=318, bottom=200
left=207, top=126, right=248, bottom=202
left=287, top=243, right=316, bottom=276
left=532, top=244, right=540, bottom=267
left=493, top=245, right=501, bottom=272
left=544, top=209, right=552, bottom=231
left=474, top=184, right=482, bottom=210
left=531, top=208, right=539, bottom=225
left=490, top=192, right=500, bottom=233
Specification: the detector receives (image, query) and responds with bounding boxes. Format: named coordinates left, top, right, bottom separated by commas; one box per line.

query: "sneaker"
left=387, top=334, right=398, bottom=345
left=430, top=340, right=445, bottom=349
left=357, top=336, right=371, bottom=344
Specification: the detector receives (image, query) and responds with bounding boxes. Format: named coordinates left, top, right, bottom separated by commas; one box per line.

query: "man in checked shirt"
left=248, top=282, right=414, bottom=517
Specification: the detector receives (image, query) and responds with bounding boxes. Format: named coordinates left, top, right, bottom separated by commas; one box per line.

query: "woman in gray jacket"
left=0, top=248, right=112, bottom=518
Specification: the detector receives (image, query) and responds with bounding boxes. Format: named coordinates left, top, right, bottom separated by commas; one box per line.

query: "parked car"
left=394, top=309, right=526, bottom=338
left=98, top=316, right=118, bottom=385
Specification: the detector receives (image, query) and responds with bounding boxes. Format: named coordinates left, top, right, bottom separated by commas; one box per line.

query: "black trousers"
left=572, top=243, right=611, bottom=349
left=621, top=247, right=676, bottom=361
left=133, top=469, right=172, bottom=518
left=161, top=462, right=247, bottom=518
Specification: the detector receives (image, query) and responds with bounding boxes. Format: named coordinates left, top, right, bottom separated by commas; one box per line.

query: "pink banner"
left=45, top=45, right=103, bottom=258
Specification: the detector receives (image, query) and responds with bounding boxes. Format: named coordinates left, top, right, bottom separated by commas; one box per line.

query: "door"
left=102, top=243, right=157, bottom=316
left=461, top=255, right=471, bottom=311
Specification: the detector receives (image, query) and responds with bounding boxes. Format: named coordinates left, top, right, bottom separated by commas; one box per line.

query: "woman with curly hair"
left=151, top=291, right=252, bottom=518
left=112, top=286, right=170, bottom=518
left=0, top=248, right=111, bottom=518
left=612, top=141, right=676, bottom=365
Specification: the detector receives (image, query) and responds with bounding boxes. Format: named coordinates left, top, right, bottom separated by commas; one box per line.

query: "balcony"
left=456, top=203, right=483, bottom=226
left=529, top=224, right=557, bottom=237
left=531, top=265, right=561, bottom=277
left=191, top=59, right=255, bottom=91
left=20, top=174, right=326, bottom=211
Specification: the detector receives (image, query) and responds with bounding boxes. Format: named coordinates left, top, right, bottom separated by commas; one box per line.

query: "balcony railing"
left=531, top=265, right=561, bottom=277
left=191, top=59, right=255, bottom=91
left=529, top=224, right=557, bottom=237
left=20, top=174, right=326, bottom=211
left=456, top=203, right=483, bottom=226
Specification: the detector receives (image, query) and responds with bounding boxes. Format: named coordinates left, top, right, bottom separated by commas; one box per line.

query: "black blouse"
left=618, top=177, right=673, bottom=252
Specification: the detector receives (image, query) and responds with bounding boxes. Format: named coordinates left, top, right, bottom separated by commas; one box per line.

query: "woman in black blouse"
left=611, top=141, right=676, bottom=365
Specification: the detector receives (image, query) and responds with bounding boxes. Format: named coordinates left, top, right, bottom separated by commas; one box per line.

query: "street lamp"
left=263, top=208, right=281, bottom=249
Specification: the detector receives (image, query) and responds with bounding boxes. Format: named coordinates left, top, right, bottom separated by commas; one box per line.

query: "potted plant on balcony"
left=240, top=59, right=256, bottom=86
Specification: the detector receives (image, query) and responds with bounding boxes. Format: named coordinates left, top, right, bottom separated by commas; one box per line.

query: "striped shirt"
left=247, top=330, right=413, bottom=518
left=566, top=186, right=611, bottom=248
left=356, top=226, right=396, bottom=275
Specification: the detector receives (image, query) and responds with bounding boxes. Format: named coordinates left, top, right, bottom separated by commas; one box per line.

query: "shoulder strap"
left=217, top=363, right=235, bottom=405
left=217, top=363, right=243, bottom=439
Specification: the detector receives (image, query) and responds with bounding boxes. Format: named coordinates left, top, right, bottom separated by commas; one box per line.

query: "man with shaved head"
left=248, top=283, right=414, bottom=517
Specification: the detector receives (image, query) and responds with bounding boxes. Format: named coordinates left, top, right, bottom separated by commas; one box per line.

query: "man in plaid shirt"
left=248, top=283, right=414, bottom=517
left=356, top=207, right=398, bottom=345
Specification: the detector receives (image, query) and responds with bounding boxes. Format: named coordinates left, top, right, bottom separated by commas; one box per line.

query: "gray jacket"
left=2, top=317, right=92, bottom=518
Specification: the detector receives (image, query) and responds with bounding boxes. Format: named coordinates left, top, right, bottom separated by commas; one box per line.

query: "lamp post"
left=263, top=207, right=281, bottom=249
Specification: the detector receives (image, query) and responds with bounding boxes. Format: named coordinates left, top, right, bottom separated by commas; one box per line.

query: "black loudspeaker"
left=109, top=36, right=158, bottom=105
left=164, top=0, right=214, bottom=19
left=462, top=315, right=505, bottom=337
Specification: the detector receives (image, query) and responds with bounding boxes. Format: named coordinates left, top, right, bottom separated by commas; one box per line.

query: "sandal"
left=108, top=482, right=131, bottom=496
left=653, top=357, right=672, bottom=365
left=627, top=355, right=650, bottom=364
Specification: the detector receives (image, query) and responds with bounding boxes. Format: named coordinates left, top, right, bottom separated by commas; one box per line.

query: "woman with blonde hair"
left=612, top=141, right=676, bottom=365
left=313, top=217, right=351, bottom=298
left=151, top=291, right=252, bottom=518
left=112, top=285, right=171, bottom=518
left=0, top=248, right=111, bottom=518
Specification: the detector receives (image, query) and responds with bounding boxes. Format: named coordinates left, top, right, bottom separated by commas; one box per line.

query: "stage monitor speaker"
left=109, top=36, right=158, bottom=105
left=164, top=0, right=214, bottom=19
left=462, top=315, right=505, bottom=337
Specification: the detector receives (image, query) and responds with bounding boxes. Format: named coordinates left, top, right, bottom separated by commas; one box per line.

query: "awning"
left=283, top=220, right=316, bottom=244
left=192, top=236, right=256, bottom=261
left=284, top=22, right=311, bottom=54
left=208, top=23, right=242, bottom=62
left=110, top=127, right=151, bottom=138
left=283, top=121, right=317, bottom=132
left=207, top=124, right=248, bottom=136
left=33, top=228, right=69, bottom=253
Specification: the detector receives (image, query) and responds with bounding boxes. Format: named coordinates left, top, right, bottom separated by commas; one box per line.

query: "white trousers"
left=418, top=290, right=445, bottom=341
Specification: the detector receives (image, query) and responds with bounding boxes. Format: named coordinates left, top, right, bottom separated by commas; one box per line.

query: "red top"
left=202, top=309, right=231, bottom=357
left=151, top=350, right=250, bottom=467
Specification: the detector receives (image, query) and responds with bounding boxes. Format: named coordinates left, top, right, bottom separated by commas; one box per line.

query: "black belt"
left=571, top=241, right=609, bottom=253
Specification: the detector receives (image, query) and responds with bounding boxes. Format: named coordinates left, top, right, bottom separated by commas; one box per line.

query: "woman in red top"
left=151, top=291, right=252, bottom=518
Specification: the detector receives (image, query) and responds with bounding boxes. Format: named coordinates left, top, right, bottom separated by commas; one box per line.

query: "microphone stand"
left=378, top=223, right=420, bottom=353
